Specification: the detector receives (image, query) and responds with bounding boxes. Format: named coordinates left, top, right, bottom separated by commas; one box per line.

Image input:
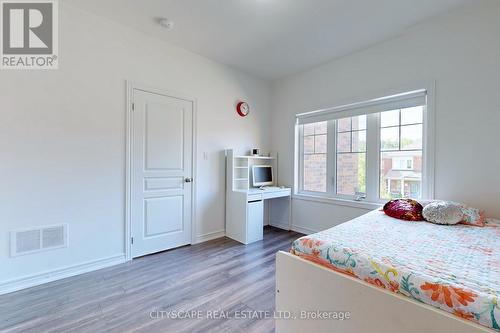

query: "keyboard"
left=260, top=186, right=283, bottom=191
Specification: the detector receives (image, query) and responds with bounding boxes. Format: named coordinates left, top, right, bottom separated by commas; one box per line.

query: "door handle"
left=185, top=177, right=193, bottom=183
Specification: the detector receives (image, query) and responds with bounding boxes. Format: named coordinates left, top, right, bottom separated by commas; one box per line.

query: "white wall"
left=0, top=3, right=271, bottom=286
left=271, top=0, right=500, bottom=232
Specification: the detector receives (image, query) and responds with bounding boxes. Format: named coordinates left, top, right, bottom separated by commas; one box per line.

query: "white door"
left=131, top=88, right=193, bottom=258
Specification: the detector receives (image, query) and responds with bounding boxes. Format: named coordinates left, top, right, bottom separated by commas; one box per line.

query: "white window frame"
left=294, top=86, right=435, bottom=209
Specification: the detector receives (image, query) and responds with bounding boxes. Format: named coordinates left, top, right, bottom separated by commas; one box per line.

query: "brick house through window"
left=380, top=151, right=422, bottom=199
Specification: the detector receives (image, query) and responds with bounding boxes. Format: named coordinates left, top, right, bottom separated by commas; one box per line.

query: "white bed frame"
left=276, top=251, right=493, bottom=333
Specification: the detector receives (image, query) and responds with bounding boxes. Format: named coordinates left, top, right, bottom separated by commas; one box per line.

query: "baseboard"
left=194, top=229, right=226, bottom=244
left=0, top=254, right=127, bottom=295
left=291, top=224, right=318, bottom=235
left=269, top=222, right=290, bottom=231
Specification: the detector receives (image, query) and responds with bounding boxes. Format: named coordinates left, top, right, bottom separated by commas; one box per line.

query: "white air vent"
left=11, top=224, right=68, bottom=257
left=15, top=230, right=40, bottom=253
left=42, top=226, right=65, bottom=248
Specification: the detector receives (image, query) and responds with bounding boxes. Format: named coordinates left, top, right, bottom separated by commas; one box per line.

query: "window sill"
left=293, top=193, right=383, bottom=210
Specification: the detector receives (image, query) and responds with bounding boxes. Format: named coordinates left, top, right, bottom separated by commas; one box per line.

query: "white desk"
left=225, top=150, right=292, bottom=245
left=247, top=187, right=291, bottom=201
left=226, top=186, right=291, bottom=244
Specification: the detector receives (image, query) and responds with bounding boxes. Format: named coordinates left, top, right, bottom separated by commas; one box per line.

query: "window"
left=296, top=90, right=432, bottom=204
left=392, top=157, right=413, bottom=170
left=302, top=121, right=327, bottom=192
left=336, top=115, right=366, bottom=197
left=380, top=106, right=423, bottom=199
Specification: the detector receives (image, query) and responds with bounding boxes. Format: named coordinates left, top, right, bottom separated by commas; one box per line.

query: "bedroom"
left=0, top=0, right=499, bottom=332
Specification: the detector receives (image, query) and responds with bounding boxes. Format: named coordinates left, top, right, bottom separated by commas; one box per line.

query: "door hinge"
left=131, top=103, right=135, bottom=111
left=131, top=237, right=134, bottom=245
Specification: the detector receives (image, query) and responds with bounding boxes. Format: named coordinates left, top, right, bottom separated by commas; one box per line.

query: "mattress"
left=291, top=210, right=500, bottom=331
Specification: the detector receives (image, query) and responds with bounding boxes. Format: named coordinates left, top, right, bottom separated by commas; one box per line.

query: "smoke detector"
left=158, top=18, right=174, bottom=30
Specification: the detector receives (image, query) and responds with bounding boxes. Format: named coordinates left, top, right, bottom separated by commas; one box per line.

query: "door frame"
left=125, top=81, right=197, bottom=260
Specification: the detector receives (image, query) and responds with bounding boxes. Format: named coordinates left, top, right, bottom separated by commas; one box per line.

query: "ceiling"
left=65, top=0, right=472, bottom=80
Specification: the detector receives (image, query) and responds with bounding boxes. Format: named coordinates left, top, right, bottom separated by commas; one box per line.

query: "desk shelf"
left=227, top=150, right=278, bottom=191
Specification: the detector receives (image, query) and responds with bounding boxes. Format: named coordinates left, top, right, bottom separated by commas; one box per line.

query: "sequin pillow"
left=422, top=201, right=463, bottom=225
left=383, top=199, right=424, bottom=221
left=420, top=200, right=486, bottom=227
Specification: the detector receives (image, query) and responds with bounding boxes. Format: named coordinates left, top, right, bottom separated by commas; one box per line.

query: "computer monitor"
left=252, top=165, right=273, bottom=187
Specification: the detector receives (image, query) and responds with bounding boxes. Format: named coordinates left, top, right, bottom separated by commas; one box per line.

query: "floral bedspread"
left=291, top=210, right=500, bottom=331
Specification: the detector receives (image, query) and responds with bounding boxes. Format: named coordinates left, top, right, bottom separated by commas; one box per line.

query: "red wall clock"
left=236, top=101, right=250, bottom=117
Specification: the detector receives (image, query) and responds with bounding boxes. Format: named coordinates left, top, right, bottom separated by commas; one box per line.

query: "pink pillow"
left=459, top=205, right=486, bottom=227
left=383, top=199, right=424, bottom=221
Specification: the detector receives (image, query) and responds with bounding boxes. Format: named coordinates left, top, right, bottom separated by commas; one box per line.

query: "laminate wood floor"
left=0, top=227, right=302, bottom=333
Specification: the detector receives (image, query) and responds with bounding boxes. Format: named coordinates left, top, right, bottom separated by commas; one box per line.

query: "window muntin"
left=297, top=93, right=429, bottom=203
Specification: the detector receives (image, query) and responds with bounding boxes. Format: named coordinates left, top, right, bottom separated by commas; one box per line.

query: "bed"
left=275, top=209, right=499, bottom=333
